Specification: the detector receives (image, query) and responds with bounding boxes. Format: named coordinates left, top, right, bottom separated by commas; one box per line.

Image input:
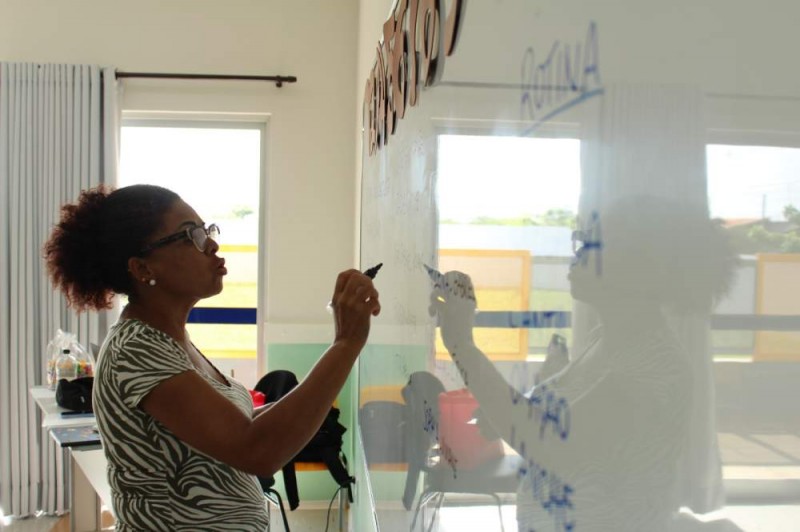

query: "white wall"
left=355, top=0, right=800, bottom=143
left=0, top=0, right=360, bottom=324
left=354, top=1, right=395, bottom=263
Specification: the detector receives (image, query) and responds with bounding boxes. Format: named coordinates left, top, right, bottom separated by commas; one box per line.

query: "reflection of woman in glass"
left=430, top=197, right=736, bottom=531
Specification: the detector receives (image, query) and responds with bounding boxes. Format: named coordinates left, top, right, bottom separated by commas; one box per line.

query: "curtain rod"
left=115, top=71, right=297, bottom=87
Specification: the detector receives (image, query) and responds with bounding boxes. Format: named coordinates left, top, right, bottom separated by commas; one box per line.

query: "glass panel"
left=358, top=2, right=800, bottom=531
left=708, top=145, right=800, bottom=364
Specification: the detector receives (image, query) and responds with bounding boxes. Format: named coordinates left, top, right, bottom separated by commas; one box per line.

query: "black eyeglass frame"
left=571, top=229, right=588, bottom=255
left=571, top=218, right=602, bottom=255
left=139, top=223, right=220, bottom=255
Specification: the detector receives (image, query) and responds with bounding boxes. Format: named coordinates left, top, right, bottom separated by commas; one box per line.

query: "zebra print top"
left=93, top=319, right=269, bottom=531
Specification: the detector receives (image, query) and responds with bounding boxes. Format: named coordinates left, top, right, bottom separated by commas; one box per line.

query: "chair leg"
left=426, top=493, right=445, bottom=532
left=489, top=493, right=505, bottom=532
left=418, top=492, right=505, bottom=532
left=410, top=490, right=437, bottom=531
left=410, top=494, right=423, bottom=531
left=338, top=486, right=346, bottom=532
left=265, top=488, right=290, bottom=532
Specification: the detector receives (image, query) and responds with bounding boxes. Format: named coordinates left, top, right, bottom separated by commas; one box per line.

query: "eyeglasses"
left=572, top=217, right=602, bottom=255
left=139, top=223, right=220, bottom=255
left=571, top=229, right=588, bottom=255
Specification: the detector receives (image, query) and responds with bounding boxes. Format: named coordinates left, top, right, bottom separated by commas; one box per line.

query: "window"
left=436, top=134, right=581, bottom=357
left=707, top=144, right=800, bottom=361
left=708, top=145, right=800, bottom=225
left=119, top=119, right=266, bottom=388
left=706, top=143, right=800, bottom=502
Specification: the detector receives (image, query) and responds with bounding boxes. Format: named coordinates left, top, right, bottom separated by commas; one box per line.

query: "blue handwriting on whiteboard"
left=512, top=425, right=577, bottom=531
left=521, top=21, right=602, bottom=134
left=422, top=400, right=459, bottom=479
left=510, top=369, right=571, bottom=441
left=423, top=400, right=436, bottom=434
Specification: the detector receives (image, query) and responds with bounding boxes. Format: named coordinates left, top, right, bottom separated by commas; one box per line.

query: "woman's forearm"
left=245, top=339, right=362, bottom=474
left=446, top=340, right=562, bottom=463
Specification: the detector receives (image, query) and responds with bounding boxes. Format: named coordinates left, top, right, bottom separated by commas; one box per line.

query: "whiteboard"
left=358, top=1, right=800, bottom=531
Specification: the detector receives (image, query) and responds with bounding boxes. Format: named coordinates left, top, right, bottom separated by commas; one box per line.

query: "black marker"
left=326, top=263, right=383, bottom=312
left=363, top=262, right=383, bottom=279
left=424, top=264, right=480, bottom=309
left=423, top=263, right=439, bottom=278
left=423, top=263, right=444, bottom=287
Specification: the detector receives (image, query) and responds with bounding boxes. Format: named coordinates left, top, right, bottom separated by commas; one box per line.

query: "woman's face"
left=567, top=199, right=731, bottom=313
left=141, top=199, right=227, bottom=302
left=568, top=246, right=609, bottom=305
left=568, top=215, right=610, bottom=304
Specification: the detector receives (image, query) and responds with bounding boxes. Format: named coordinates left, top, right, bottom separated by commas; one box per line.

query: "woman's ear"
left=127, top=256, right=153, bottom=285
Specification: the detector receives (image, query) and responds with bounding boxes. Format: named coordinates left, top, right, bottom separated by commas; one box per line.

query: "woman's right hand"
left=428, top=270, right=477, bottom=353
left=330, top=269, right=381, bottom=350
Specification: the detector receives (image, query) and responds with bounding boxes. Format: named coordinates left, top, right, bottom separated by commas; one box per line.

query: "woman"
left=45, top=184, right=380, bottom=531
left=429, top=196, right=736, bottom=531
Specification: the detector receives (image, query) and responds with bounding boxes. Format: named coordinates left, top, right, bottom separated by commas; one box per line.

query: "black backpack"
left=254, top=370, right=354, bottom=510
left=56, top=377, right=94, bottom=413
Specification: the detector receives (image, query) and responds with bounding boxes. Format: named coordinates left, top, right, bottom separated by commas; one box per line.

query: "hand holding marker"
left=362, top=263, right=383, bottom=279
left=425, top=263, right=479, bottom=311
left=327, top=263, right=383, bottom=313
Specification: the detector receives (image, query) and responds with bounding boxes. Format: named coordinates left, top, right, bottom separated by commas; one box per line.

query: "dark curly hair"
left=44, top=184, right=180, bottom=312
left=597, top=195, right=739, bottom=312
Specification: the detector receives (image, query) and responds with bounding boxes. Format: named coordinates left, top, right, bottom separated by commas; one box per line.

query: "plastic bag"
left=46, top=330, right=94, bottom=389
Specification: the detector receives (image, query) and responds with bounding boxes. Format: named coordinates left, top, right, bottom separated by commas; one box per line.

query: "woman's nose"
left=205, top=236, right=220, bottom=254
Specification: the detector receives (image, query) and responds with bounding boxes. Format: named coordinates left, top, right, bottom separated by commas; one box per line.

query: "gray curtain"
left=0, top=62, right=119, bottom=517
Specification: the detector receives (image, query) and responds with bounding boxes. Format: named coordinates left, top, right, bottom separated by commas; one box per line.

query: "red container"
left=249, top=390, right=266, bottom=407
left=438, top=388, right=504, bottom=470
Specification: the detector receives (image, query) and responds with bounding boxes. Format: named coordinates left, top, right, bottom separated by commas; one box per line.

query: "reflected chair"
left=402, top=371, right=523, bottom=532
left=359, top=384, right=408, bottom=470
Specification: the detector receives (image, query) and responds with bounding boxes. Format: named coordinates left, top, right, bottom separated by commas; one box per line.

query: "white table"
left=30, top=386, right=111, bottom=532
left=30, top=386, right=98, bottom=428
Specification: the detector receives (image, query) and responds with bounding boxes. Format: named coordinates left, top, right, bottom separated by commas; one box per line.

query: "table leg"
left=70, top=450, right=101, bottom=532
left=338, top=489, right=346, bottom=531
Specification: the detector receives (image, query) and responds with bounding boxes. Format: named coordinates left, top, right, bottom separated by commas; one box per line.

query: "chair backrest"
left=400, top=371, right=446, bottom=509
left=358, top=384, right=409, bottom=467
left=359, top=400, right=407, bottom=465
